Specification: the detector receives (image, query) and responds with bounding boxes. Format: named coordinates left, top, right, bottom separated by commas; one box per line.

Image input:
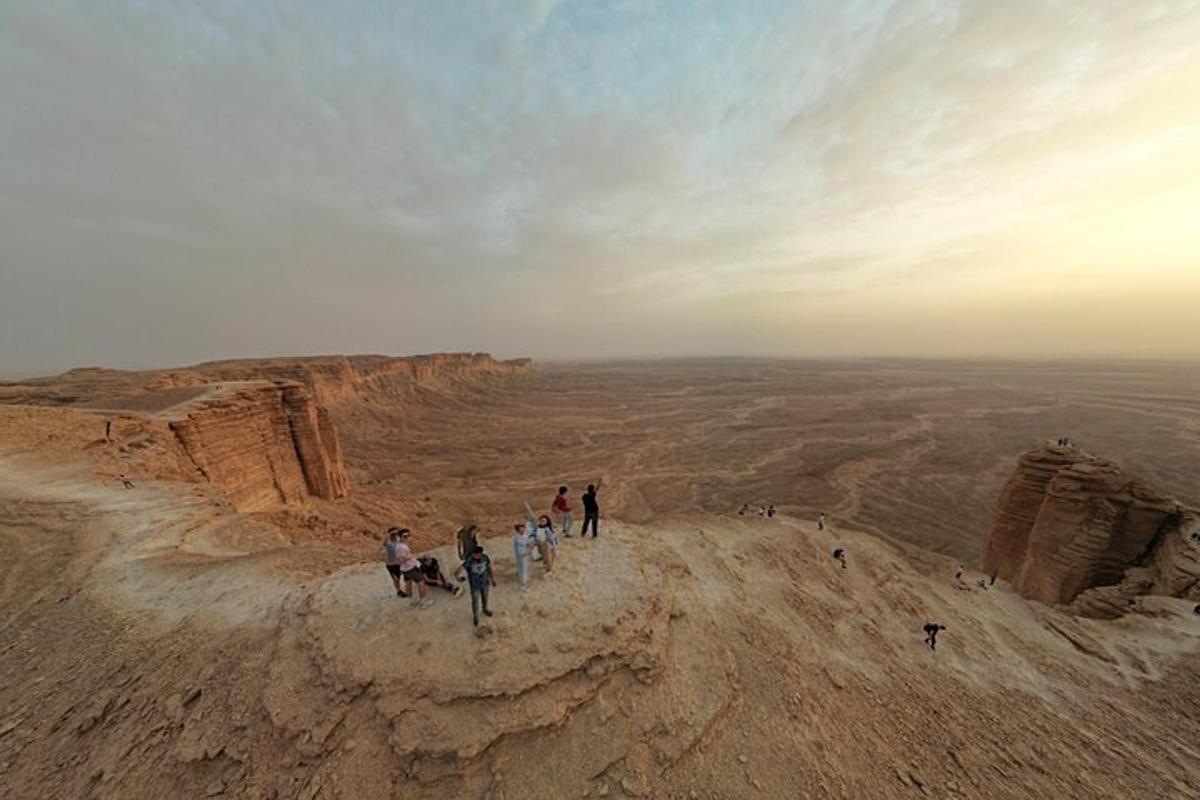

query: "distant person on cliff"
left=119, top=474, right=134, bottom=490
left=818, top=513, right=826, bottom=532
left=832, top=548, right=847, bottom=569
left=455, top=546, right=496, bottom=626
left=989, top=569, right=998, bottom=586
left=513, top=523, right=532, bottom=588
left=419, top=556, right=463, bottom=597
left=955, top=564, right=965, bottom=583
left=553, top=486, right=573, bottom=537
left=766, top=505, right=776, bottom=518
left=923, top=623, right=946, bottom=651
left=581, top=479, right=602, bottom=538
left=456, top=524, right=479, bottom=563
left=105, top=420, right=113, bottom=442
left=390, top=528, right=433, bottom=609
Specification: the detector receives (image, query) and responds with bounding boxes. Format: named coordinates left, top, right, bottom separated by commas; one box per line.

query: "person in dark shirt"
left=923, top=622, right=946, bottom=650
left=455, top=546, right=496, bottom=626
left=419, top=556, right=463, bottom=596
left=832, top=547, right=847, bottom=569
left=456, top=524, right=479, bottom=563
left=581, top=479, right=602, bottom=538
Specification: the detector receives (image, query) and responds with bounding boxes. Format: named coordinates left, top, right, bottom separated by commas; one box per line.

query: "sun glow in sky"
left=2, top=1, right=1199, bottom=372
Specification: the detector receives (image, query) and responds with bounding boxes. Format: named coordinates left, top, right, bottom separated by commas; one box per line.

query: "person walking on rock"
left=119, top=473, right=135, bottom=490
left=553, top=486, right=573, bottom=537
left=513, top=523, right=532, bottom=588
left=923, top=622, right=946, bottom=651
left=581, top=479, right=602, bottom=538
left=832, top=547, right=847, bottom=569
left=818, top=513, right=826, bottom=531
left=455, top=546, right=496, bottom=626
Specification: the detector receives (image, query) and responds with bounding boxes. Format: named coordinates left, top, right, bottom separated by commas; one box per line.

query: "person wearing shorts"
left=384, top=529, right=409, bottom=598
left=391, top=527, right=434, bottom=609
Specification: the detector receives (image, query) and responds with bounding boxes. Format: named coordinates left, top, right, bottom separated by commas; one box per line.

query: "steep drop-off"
left=168, top=383, right=349, bottom=512
left=982, top=443, right=1200, bottom=614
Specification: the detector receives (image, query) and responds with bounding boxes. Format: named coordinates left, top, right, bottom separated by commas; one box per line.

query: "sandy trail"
left=4, top=453, right=1200, bottom=798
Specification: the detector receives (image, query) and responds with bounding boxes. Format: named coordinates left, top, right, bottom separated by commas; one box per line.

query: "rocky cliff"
left=982, top=444, right=1200, bottom=614
left=168, top=383, right=349, bottom=512
left=0, top=352, right=532, bottom=408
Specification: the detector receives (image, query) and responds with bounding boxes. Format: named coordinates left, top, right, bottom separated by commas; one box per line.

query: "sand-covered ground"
left=3, top=358, right=1200, bottom=799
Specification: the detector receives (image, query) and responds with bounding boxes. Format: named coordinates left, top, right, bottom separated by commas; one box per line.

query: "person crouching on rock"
left=392, top=527, right=434, bottom=610
left=419, top=556, right=463, bottom=596
left=832, top=547, right=847, bottom=569
left=923, top=622, right=946, bottom=650
left=512, top=523, right=532, bottom=588
left=455, top=546, right=496, bottom=626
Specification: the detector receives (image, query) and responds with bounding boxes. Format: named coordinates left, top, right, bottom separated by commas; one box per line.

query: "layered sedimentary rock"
left=0, top=352, right=532, bottom=408
left=168, top=383, right=348, bottom=512
left=983, top=444, right=1200, bottom=612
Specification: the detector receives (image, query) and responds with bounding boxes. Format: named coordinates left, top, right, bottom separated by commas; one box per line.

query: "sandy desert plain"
left=2, top=354, right=1200, bottom=799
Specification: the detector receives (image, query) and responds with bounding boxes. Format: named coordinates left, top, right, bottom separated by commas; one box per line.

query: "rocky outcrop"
left=982, top=444, right=1200, bottom=613
left=168, top=383, right=348, bottom=512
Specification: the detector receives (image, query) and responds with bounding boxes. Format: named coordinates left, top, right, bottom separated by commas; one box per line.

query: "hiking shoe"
left=483, top=609, right=493, bottom=617
left=453, top=586, right=464, bottom=597
left=397, top=589, right=408, bottom=598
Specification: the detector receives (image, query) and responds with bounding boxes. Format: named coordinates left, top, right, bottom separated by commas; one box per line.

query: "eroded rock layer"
left=169, top=383, right=348, bottom=511
left=983, top=444, right=1200, bottom=612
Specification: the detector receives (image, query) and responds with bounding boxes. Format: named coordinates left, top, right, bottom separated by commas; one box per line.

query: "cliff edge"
left=982, top=443, right=1200, bottom=615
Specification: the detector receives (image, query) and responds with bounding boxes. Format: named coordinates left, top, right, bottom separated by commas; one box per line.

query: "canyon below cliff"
left=2, top=355, right=1200, bottom=800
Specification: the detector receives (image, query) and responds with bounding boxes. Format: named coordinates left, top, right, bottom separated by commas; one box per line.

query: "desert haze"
left=2, top=355, right=1199, bottom=799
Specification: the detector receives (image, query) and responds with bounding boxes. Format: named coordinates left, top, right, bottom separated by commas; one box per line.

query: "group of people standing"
left=383, top=481, right=603, bottom=626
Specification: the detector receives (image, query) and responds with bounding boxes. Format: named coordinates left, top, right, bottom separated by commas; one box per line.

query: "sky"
left=2, top=0, right=1199, bottom=373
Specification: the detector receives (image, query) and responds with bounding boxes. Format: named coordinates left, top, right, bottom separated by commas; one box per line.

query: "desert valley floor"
left=2, top=356, right=1199, bottom=799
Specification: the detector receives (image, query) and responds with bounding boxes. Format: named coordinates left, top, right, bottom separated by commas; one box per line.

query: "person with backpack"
left=552, top=486, right=573, bottom=537
left=455, top=546, right=496, bottom=626
left=581, top=479, right=602, bottom=538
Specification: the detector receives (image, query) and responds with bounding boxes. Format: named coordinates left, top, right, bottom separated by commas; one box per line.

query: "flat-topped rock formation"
left=983, top=444, right=1200, bottom=614
left=0, top=352, right=532, bottom=408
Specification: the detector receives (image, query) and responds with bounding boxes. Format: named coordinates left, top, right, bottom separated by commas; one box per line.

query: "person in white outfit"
left=512, top=523, right=531, bottom=588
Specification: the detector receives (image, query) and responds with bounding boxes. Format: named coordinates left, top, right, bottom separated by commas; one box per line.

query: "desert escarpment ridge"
left=982, top=444, right=1200, bottom=615
left=0, top=353, right=531, bottom=512
left=0, top=352, right=532, bottom=408
left=168, top=382, right=349, bottom=511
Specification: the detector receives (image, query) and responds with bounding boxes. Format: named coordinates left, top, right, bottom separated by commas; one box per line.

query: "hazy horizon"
left=3, top=1, right=1199, bottom=375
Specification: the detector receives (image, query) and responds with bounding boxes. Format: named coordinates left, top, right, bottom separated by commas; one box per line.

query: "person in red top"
left=552, top=485, right=573, bottom=538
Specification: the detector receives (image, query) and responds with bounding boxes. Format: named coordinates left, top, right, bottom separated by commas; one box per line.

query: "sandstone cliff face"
left=168, top=383, right=348, bottom=512
left=983, top=444, right=1200, bottom=612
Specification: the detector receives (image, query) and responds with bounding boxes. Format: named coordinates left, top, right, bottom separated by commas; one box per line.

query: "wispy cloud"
left=2, top=0, right=1199, bottom=370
